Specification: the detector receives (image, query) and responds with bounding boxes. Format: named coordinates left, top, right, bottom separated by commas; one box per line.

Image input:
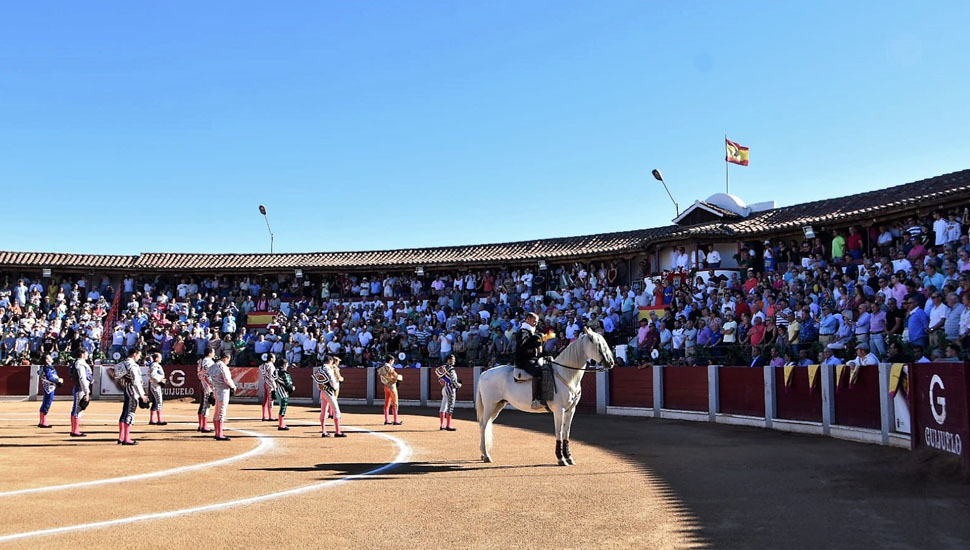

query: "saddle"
left=512, top=364, right=556, bottom=404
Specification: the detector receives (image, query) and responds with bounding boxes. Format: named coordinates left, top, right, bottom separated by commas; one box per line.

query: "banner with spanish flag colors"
left=638, top=305, right=666, bottom=322
left=725, top=138, right=749, bottom=166
left=246, top=311, right=276, bottom=328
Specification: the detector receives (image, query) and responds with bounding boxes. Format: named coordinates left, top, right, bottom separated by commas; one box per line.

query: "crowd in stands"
left=2, top=208, right=969, bottom=369
left=0, top=277, right=115, bottom=365
left=636, top=208, right=970, bottom=366
left=61, top=261, right=632, bottom=369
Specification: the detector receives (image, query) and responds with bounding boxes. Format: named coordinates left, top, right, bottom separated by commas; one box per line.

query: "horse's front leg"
left=552, top=406, right=566, bottom=466
left=561, top=405, right=577, bottom=465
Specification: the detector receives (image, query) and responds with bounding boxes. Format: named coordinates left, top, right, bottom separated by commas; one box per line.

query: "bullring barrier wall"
left=7, top=363, right=916, bottom=450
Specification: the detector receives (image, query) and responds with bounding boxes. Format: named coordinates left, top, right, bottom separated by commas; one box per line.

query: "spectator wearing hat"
left=748, top=316, right=766, bottom=349
left=847, top=342, right=879, bottom=366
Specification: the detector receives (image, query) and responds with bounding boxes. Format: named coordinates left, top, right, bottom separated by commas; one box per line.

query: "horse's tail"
left=475, top=381, right=483, bottom=423
left=476, top=371, right=494, bottom=462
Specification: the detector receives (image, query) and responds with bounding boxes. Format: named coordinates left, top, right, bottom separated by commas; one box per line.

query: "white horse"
left=476, top=327, right=615, bottom=466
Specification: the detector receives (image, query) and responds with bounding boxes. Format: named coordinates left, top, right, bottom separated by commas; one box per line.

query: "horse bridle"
left=548, top=360, right=609, bottom=372
left=548, top=334, right=614, bottom=372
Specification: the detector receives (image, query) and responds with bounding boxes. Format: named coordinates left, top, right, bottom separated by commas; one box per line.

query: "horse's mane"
left=554, top=333, right=590, bottom=369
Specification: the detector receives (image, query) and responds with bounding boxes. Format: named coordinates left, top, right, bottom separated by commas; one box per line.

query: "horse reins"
left=548, top=360, right=611, bottom=372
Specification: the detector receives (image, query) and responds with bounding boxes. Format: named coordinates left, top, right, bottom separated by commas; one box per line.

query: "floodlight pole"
left=652, top=169, right=679, bottom=217
left=259, top=205, right=274, bottom=254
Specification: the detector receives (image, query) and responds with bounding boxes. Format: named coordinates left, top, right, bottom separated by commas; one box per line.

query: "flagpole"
left=725, top=134, right=730, bottom=194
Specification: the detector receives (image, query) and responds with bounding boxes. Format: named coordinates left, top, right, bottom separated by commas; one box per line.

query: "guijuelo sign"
left=910, top=363, right=970, bottom=467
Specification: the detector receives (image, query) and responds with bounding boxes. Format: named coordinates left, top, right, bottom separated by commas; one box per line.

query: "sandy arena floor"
left=1, top=399, right=968, bottom=549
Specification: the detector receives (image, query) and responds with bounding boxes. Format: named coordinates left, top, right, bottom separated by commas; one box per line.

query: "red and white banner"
left=229, top=367, right=261, bottom=398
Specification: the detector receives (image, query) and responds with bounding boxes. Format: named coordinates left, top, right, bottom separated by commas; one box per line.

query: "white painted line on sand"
left=0, top=421, right=272, bottom=498
left=0, top=427, right=411, bottom=543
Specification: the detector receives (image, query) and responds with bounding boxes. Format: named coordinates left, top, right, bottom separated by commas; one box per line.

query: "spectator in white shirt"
left=927, top=292, right=949, bottom=348
left=439, top=333, right=453, bottom=361
left=721, top=313, right=737, bottom=344
left=706, top=245, right=722, bottom=268
left=846, top=342, right=879, bottom=366
left=671, top=320, right=686, bottom=358
left=690, top=248, right=706, bottom=270
left=673, top=247, right=689, bottom=271
left=946, top=217, right=963, bottom=244
left=933, top=212, right=948, bottom=246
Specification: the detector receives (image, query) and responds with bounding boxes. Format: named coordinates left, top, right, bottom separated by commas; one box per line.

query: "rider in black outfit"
left=515, top=312, right=546, bottom=408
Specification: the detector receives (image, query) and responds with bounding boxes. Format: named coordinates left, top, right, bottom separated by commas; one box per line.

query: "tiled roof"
left=131, top=225, right=685, bottom=271
left=0, top=251, right=136, bottom=270
left=722, top=168, right=970, bottom=236
left=672, top=200, right=743, bottom=226
left=1, top=168, right=968, bottom=272
left=698, top=201, right=744, bottom=219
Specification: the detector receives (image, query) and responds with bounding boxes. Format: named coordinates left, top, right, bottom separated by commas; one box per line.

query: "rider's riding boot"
left=532, top=376, right=542, bottom=408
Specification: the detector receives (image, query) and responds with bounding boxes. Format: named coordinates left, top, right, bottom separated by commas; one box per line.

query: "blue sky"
left=2, top=1, right=968, bottom=255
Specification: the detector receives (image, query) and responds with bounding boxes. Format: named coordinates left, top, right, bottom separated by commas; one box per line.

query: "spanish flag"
left=725, top=138, right=749, bottom=166
left=246, top=311, right=276, bottom=328
left=638, top=305, right=666, bottom=322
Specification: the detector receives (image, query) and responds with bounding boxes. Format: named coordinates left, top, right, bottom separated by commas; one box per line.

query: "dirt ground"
left=1, top=399, right=968, bottom=549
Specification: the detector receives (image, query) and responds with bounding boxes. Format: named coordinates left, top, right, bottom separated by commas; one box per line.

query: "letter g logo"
left=929, top=374, right=946, bottom=425
left=169, top=370, right=186, bottom=388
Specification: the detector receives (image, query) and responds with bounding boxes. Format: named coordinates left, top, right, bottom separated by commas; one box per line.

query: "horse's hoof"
left=558, top=458, right=568, bottom=466
left=565, top=458, right=576, bottom=466
left=482, top=455, right=492, bottom=463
